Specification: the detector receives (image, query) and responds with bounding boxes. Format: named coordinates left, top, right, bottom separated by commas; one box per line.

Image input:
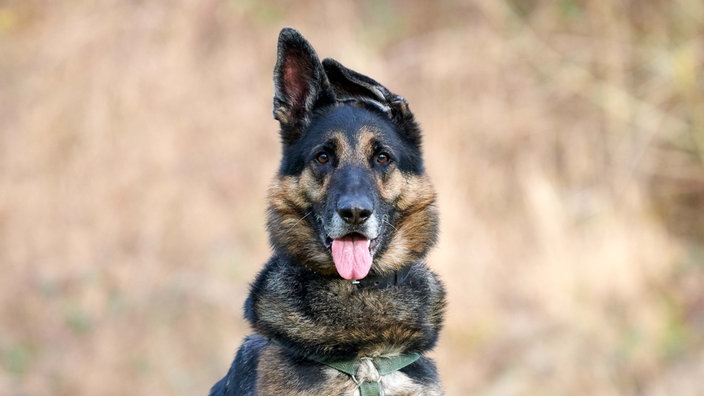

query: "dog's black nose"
left=337, top=196, right=373, bottom=225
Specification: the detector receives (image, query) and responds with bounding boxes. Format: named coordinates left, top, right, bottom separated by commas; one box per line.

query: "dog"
left=209, top=27, right=446, bottom=396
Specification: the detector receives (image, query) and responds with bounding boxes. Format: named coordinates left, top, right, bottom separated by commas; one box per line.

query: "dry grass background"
left=1, top=1, right=703, bottom=395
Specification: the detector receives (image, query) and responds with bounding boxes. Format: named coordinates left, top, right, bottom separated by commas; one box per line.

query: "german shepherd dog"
left=210, top=28, right=446, bottom=396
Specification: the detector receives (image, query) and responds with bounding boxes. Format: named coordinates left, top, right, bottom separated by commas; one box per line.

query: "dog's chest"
left=313, top=282, right=414, bottom=321
left=256, top=344, right=442, bottom=396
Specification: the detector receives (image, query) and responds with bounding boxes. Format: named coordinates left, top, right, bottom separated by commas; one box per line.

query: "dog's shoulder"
left=211, top=333, right=356, bottom=396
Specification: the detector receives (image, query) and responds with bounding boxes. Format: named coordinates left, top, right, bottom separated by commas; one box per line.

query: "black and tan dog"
left=210, top=28, right=446, bottom=396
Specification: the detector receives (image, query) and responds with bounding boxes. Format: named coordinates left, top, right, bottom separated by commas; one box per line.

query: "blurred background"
left=1, top=0, right=703, bottom=395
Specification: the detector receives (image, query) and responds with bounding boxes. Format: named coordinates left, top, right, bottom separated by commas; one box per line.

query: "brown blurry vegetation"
left=1, top=1, right=703, bottom=395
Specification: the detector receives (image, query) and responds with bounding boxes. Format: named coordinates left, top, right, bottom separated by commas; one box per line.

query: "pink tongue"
left=331, top=235, right=372, bottom=280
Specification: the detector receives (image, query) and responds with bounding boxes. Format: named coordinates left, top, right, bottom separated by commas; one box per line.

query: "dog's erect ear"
left=273, top=28, right=335, bottom=143
left=322, top=58, right=420, bottom=145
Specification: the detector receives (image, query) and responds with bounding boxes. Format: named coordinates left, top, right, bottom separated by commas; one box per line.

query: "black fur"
left=210, top=28, right=445, bottom=396
left=211, top=335, right=268, bottom=395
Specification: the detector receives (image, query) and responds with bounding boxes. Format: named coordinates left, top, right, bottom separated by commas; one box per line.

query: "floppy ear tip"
left=321, top=58, right=339, bottom=68
left=391, top=95, right=409, bottom=107
left=322, top=58, right=349, bottom=78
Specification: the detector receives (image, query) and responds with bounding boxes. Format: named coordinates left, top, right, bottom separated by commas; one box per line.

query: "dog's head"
left=267, top=28, right=438, bottom=280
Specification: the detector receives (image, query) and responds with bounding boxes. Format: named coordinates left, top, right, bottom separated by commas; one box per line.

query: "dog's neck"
left=244, top=258, right=444, bottom=360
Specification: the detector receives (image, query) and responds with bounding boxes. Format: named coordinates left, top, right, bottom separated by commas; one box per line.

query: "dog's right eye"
left=315, top=152, right=330, bottom=164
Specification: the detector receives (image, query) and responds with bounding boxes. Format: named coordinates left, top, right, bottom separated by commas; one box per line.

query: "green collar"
left=316, top=353, right=421, bottom=396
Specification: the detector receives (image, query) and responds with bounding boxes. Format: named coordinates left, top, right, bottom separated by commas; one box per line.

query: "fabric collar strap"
left=317, top=353, right=421, bottom=396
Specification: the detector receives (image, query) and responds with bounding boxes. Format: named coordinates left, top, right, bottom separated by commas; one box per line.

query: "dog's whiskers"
left=287, top=210, right=313, bottom=232
left=381, top=216, right=397, bottom=231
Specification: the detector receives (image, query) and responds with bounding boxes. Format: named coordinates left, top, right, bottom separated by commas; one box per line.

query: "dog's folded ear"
left=322, top=59, right=413, bottom=119
left=273, top=28, right=335, bottom=143
left=323, top=58, right=420, bottom=145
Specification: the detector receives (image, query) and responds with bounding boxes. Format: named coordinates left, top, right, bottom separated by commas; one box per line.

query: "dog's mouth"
left=323, top=232, right=381, bottom=281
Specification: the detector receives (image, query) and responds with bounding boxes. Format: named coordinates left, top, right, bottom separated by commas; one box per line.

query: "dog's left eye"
left=315, top=152, right=330, bottom=164
left=376, top=152, right=391, bottom=164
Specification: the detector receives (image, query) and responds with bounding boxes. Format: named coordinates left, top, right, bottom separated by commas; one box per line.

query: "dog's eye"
left=376, top=152, right=391, bottom=164
left=316, top=152, right=330, bottom=164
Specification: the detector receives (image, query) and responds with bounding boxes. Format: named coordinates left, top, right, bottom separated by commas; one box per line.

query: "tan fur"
left=353, top=128, right=377, bottom=163
left=331, top=131, right=354, bottom=165
left=376, top=174, right=437, bottom=274
left=267, top=175, right=333, bottom=274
